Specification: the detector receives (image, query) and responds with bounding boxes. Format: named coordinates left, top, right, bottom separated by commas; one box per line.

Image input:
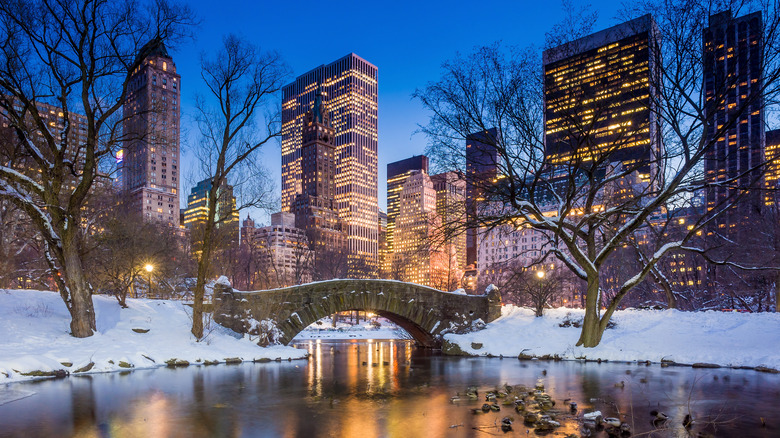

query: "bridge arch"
left=213, top=279, right=502, bottom=348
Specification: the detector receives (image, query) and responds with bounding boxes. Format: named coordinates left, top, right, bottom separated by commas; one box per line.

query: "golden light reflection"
left=108, top=391, right=173, bottom=437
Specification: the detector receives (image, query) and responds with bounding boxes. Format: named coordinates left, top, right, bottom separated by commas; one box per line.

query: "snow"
left=445, top=305, right=780, bottom=369
left=0, top=289, right=305, bottom=383
left=215, top=276, right=232, bottom=287
left=293, top=317, right=410, bottom=341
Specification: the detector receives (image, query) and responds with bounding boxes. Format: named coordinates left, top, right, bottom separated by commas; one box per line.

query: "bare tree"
left=312, top=245, right=349, bottom=282
left=86, top=197, right=189, bottom=307
left=414, top=0, right=780, bottom=347
left=0, top=0, right=193, bottom=337
left=190, top=35, right=288, bottom=339
left=517, top=269, right=563, bottom=317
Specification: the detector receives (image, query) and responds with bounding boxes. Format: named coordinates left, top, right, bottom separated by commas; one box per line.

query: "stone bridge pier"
left=213, top=279, right=502, bottom=348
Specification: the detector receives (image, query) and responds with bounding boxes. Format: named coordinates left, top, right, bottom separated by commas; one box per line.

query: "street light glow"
left=536, top=270, right=545, bottom=279
left=144, top=264, right=154, bottom=273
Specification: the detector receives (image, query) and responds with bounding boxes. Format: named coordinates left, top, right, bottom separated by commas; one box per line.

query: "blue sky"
left=174, top=0, right=625, bottom=224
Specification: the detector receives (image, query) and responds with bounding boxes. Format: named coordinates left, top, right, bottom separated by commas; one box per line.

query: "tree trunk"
left=576, top=275, right=604, bottom=347
left=62, top=230, right=96, bottom=337
left=660, top=279, right=677, bottom=309
left=192, top=198, right=218, bottom=340
left=776, top=271, right=780, bottom=312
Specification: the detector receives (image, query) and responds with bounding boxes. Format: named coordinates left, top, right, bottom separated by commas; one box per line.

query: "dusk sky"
left=174, top=0, right=625, bottom=224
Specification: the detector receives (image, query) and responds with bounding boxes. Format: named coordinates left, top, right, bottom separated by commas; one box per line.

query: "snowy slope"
left=0, top=289, right=305, bottom=383
left=445, top=305, right=780, bottom=369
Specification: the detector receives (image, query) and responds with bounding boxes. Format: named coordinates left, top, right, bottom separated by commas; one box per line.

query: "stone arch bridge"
left=213, top=279, right=502, bottom=348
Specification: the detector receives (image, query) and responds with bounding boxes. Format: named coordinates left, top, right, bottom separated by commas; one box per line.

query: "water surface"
left=1, top=340, right=778, bottom=437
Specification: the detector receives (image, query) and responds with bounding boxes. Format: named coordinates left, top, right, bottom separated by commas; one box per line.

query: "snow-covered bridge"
left=212, top=279, right=502, bottom=348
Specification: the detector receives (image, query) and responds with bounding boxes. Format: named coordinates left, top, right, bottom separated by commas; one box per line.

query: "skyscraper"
left=431, top=171, right=467, bottom=285
left=394, top=170, right=443, bottom=287
left=703, top=10, right=765, bottom=226
left=182, top=178, right=239, bottom=256
left=122, top=41, right=181, bottom=227
left=386, top=155, right=429, bottom=263
left=765, top=129, right=780, bottom=208
left=282, top=53, right=378, bottom=275
left=543, top=14, right=661, bottom=182
left=292, top=86, right=347, bottom=258
left=465, top=128, right=499, bottom=266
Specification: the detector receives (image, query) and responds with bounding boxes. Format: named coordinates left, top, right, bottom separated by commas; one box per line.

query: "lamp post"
left=534, top=270, right=546, bottom=316
left=144, top=264, right=154, bottom=298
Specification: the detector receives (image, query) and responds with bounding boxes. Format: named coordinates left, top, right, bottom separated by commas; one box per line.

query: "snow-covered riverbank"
left=445, top=305, right=780, bottom=370
left=3, top=289, right=779, bottom=384
left=293, top=317, right=410, bottom=341
left=0, top=289, right=305, bottom=383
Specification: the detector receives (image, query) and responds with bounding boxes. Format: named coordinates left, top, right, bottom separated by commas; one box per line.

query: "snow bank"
left=293, top=317, right=410, bottom=341
left=445, top=306, right=780, bottom=369
left=0, top=289, right=305, bottom=383
left=294, top=327, right=406, bottom=340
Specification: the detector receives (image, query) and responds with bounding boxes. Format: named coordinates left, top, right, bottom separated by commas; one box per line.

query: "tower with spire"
left=293, top=84, right=347, bottom=267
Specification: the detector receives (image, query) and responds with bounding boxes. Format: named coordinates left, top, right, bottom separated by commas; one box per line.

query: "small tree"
left=519, top=270, right=562, bottom=317
left=190, top=35, right=288, bottom=339
left=86, top=198, right=189, bottom=307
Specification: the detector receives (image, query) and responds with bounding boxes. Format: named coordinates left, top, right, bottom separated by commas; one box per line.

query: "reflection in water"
left=1, top=340, right=779, bottom=437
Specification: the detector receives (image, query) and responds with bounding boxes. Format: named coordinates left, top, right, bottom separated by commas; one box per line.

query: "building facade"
left=242, top=212, right=312, bottom=287
left=122, top=41, right=181, bottom=227
left=385, top=155, right=429, bottom=270
left=182, top=178, right=239, bottom=256
left=703, top=10, right=765, bottom=229
left=765, top=129, right=780, bottom=208
left=543, top=14, right=661, bottom=183
left=431, top=171, right=467, bottom=286
left=465, top=128, right=499, bottom=266
left=291, top=86, right=347, bottom=263
left=393, top=170, right=450, bottom=288
left=281, top=53, right=378, bottom=275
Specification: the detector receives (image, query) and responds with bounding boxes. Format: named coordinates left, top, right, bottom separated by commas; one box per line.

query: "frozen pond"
left=1, top=339, right=779, bottom=437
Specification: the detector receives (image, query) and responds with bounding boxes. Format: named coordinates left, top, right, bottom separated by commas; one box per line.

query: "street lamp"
left=144, top=264, right=154, bottom=298
left=536, top=270, right=545, bottom=279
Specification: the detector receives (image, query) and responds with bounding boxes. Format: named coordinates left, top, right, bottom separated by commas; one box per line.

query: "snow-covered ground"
left=3, top=289, right=778, bottom=384
left=445, top=305, right=780, bottom=369
left=0, top=289, right=305, bottom=383
left=293, top=317, right=410, bottom=341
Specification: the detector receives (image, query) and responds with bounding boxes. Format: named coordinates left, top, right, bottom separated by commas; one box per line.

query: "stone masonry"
left=213, top=279, right=502, bottom=348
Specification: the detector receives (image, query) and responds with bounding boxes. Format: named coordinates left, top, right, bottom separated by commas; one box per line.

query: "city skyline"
left=171, top=0, right=628, bottom=224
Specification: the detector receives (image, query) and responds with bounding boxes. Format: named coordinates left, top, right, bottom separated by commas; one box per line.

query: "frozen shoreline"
left=444, top=305, right=780, bottom=370
left=0, top=289, right=306, bottom=384
left=3, top=289, right=779, bottom=384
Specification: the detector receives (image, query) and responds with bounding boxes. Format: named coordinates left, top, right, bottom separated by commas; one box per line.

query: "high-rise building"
left=543, top=14, right=661, bottom=182
left=431, top=171, right=467, bottom=285
left=281, top=53, right=378, bottom=275
left=292, top=86, right=347, bottom=262
left=703, top=10, right=765, bottom=226
left=182, top=178, right=239, bottom=255
left=122, top=40, right=181, bottom=227
left=1, top=101, right=89, bottom=192
left=243, top=212, right=312, bottom=288
left=386, top=155, right=429, bottom=263
left=465, top=128, right=499, bottom=266
left=765, top=129, right=780, bottom=208
left=393, top=170, right=451, bottom=287
left=378, top=209, right=388, bottom=277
